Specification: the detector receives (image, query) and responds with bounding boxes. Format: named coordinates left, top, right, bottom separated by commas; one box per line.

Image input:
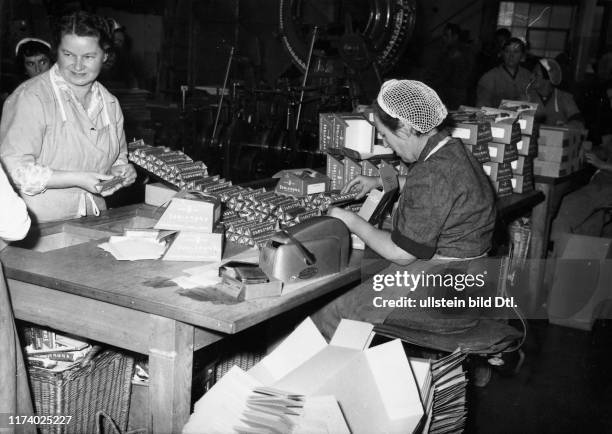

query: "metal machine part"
left=259, top=216, right=350, bottom=283
left=279, top=0, right=416, bottom=75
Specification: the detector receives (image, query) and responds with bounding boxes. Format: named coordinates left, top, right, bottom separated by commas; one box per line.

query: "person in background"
left=312, top=79, right=496, bottom=340
left=0, top=11, right=136, bottom=224
left=98, top=20, right=139, bottom=89
left=476, top=37, right=532, bottom=107
left=429, top=23, right=474, bottom=110
left=15, top=38, right=52, bottom=80
left=526, top=57, right=584, bottom=129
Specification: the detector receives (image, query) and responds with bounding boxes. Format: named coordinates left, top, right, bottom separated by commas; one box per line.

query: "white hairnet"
left=376, top=79, right=448, bottom=133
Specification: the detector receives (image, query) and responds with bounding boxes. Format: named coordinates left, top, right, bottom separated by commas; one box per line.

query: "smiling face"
left=56, top=33, right=107, bottom=90
left=24, top=54, right=50, bottom=78
left=374, top=114, right=422, bottom=163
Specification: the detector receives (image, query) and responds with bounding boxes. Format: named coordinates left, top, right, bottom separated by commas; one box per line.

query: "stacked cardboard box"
left=451, top=121, right=492, bottom=164
left=534, top=126, right=584, bottom=177
left=486, top=118, right=522, bottom=197
left=497, top=101, right=538, bottom=193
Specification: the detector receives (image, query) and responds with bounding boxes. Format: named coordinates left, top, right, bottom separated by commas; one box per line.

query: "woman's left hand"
left=110, top=164, right=137, bottom=187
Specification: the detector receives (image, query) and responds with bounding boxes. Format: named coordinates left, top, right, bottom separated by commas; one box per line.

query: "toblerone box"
left=489, top=118, right=522, bottom=144
left=327, top=153, right=345, bottom=191
left=451, top=122, right=492, bottom=145
left=344, top=157, right=362, bottom=185
left=361, top=160, right=380, bottom=177
left=511, top=175, right=534, bottom=194
left=488, top=142, right=519, bottom=163
left=511, top=156, right=534, bottom=175
left=516, top=134, right=537, bottom=156
left=482, top=162, right=513, bottom=182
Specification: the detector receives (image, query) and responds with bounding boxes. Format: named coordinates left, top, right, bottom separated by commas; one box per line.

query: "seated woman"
left=312, top=79, right=497, bottom=340
left=0, top=12, right=136, bottom=224
left=526, top=57, right=584, bottom=129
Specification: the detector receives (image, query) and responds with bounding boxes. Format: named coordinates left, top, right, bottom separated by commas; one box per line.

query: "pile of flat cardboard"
left=183, top=318, right=470, bottom=434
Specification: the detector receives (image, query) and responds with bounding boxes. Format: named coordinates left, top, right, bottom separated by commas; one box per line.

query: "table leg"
left=148, top=316, right=195, bottom=434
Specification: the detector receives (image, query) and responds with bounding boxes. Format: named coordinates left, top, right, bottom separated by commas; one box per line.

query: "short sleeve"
left=391, top=169, right=451, bottom=259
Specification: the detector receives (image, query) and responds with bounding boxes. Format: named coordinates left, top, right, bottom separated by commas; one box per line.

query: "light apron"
left=22, top=78, right=120, bottom=223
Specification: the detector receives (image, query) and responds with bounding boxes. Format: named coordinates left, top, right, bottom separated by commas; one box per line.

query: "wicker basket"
left=28, top=349, right=134, bottom=434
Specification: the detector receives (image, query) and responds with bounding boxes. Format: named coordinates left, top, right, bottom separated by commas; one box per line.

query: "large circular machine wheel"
left=279, top=0, right=417, bottom=75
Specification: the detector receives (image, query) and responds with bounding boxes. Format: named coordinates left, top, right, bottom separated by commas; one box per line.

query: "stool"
left=373, top=256, right=526, bottom=387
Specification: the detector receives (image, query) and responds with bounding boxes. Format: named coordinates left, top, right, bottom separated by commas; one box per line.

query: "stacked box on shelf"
left=497, top=100, right=538, bottom=193
left=534, top=126, right=585, bottom=177
left=451, top=121, right=492, bottom=164
left=487, top=118, right=522, bottom=197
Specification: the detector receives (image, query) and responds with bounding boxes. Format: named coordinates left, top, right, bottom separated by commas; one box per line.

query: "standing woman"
left=313, top=80, right=496, bottom=339
left=0, top=11, right=136, bottom=223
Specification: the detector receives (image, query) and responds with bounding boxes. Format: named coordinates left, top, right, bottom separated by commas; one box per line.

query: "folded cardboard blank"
left=249, top=318, right=424, bottom=434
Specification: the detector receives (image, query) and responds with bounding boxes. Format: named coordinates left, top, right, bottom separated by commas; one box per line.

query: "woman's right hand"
left=341, top=175, right=382, bottom=199
left=74, top=172, right=115, bottom=195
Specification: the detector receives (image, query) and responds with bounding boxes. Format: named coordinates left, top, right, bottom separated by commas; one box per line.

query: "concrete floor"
left=467, top=319, right=612, bottom=433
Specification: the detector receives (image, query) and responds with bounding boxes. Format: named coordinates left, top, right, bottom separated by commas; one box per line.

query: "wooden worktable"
left=1, top=204, right=363, bottom=433
left=1, top=192, right=543, bottom=433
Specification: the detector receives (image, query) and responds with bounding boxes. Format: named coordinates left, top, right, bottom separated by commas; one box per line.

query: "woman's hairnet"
left=376, top=79, right=448, bottom=133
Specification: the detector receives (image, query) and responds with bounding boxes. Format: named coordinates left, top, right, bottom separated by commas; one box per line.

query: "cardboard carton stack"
left=184, top=318, right=429, bottom=434
left=498, top=100, right=538, bottom=193
left=154, top=193, right=224, bottom=261
left=451, top=121, right=492, bottom=164
left=485, top=117, right=523, bottom=197
left=534, top=126, right=584, bottom=177
left=321, top=110, right=398, bottom=192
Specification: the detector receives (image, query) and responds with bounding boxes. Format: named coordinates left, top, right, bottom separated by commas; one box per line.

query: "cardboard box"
left=361, top=160, right=380, bottom=177
left=326, top=153, right=345, bottom=191
left=319, top=113, right=345, bottom=152
left=489, top=119, right=522, bottom=144
left=154, top=196, right=221, bottom=233
left=344, top=157, right=362, bottom=185
left=162, top=228, right=224, bottom=261
left=482, top=162, right=513, bottom=181
left=275, top=169, right=330, bottom=196
left=510, top=156, right=534, bottom=175
left=218, top=276, right=283, bottom=300
left=533, top=159, right=572, bottom=177
left=451, top=122, right=492, bottom=145
left=144, top=182, right=177, bottom=207
left=516, top=134, right=537, bottom=156
left=537, top=143, right=573, bottom=162
left=488, top=142, right=519, bottom=163
left=538, top=126, right=583, bottom=148
left=491, top=178, right=514, bottom=197
left=249, top=318, right=425, bottom=434
left=511, top=175, right=534, bottom=193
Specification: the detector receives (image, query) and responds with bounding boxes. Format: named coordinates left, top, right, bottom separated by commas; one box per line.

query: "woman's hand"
left=585, top=152, right=609, bottom=170
left=327, top=206, right=360, bottom=232
left=110, top=164, right=137, bottom=187
left=73, top=172, right=115, bottom=195
left=341, top=175, right=382, bottom=199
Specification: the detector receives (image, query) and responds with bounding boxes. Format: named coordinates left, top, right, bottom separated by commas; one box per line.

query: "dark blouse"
left=391, top=131, right=496, bottom=259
